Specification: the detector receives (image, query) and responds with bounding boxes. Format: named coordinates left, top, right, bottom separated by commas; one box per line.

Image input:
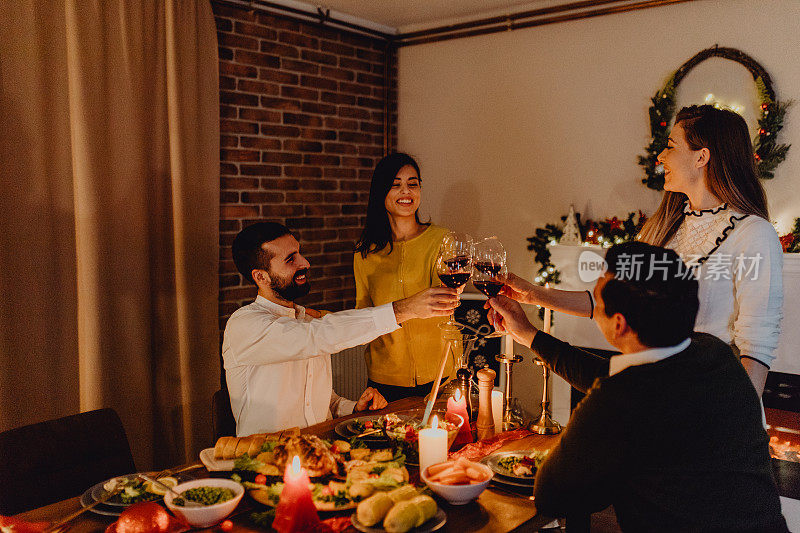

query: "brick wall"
left=212, top=1, right=397, bottom=332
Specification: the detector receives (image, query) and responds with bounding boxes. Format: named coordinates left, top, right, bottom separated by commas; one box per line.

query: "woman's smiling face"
left=658, top=122, right=706, bottom=194
left=384, top=164, right=421, bottom=219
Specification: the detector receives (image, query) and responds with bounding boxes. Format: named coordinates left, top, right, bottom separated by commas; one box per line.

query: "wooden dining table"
left=16, top=397, right=561, bottom=532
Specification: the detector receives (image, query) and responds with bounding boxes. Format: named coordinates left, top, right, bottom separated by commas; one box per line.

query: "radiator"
left=331, top=344, right=368, bottom=401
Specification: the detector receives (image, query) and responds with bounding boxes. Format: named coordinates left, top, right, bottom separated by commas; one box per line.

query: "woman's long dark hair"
left=355, top=153, right=429, bottom=257
left=639, top=105, right=768, bottom=246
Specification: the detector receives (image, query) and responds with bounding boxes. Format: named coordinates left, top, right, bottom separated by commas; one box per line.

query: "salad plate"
left=484, top=450, right=547, bottom=480
left=82, top=472, right=183, bottom=515
left=334, top=414, right=386, bottom=439
left=80, top=485, right=121, bottom=516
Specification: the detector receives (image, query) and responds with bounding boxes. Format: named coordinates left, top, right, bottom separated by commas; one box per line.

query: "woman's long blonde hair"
left=638, top=105, right=769, bottom=246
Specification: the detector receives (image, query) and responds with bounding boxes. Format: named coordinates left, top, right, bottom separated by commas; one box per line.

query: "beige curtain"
left=0, top=0, right=220, bottom=469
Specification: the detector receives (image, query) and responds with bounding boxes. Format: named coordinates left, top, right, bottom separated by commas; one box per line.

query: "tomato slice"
left=254, top=474, right=267, bottom=485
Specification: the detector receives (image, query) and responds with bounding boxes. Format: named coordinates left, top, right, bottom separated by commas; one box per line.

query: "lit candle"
left=492, top=389, right=504, bottom=433
left=446, top=389, right=473, bottom=447
left=543, top=283, right=552, bottom=334
left=272, top=456, right=321, bottom=533
left=419, top=415, right=447, bottom=474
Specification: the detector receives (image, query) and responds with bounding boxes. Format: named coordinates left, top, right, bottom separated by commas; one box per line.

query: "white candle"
left=492, top=389, right=504, bottom=433
left=418, top=415, right=447, bottom=474
left=543, top=283, right=552, bottom=334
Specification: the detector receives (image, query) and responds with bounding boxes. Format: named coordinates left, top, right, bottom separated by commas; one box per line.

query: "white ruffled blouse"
left=667, top=202, right=784, bottom=368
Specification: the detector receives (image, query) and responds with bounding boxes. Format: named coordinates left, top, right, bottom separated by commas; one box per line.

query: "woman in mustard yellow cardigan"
left=354, top=153, right=452, bottom=402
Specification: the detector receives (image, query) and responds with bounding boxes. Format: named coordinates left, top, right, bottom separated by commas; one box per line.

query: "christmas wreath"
left=639, top=46, right=791, bottom=190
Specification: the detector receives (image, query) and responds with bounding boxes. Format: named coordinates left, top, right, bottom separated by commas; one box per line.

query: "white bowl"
left=164, top=478, right=244, bottom=528
left=420, top=461, right=493, bottom=505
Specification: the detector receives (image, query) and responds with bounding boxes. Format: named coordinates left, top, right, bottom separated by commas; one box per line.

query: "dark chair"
left=0, top=408, right=135, bottom=515
left=212, top=389, right=236, bottom=440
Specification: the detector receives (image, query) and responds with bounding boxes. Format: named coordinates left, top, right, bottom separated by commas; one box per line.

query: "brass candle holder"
left=530, top=360, right=562, bottom=435
left=495, top=353, right=524, bottom=431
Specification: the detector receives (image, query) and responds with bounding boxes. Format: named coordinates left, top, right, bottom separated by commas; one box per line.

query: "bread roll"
left=387, top=485, right=417, bottom=503
left=356, top=492, right=393, bottom=527
left=348, top=481, right=376, bottom=500
left=408, top=495, right=436, bottom=527
left=382, top=500, right=422, bottom=533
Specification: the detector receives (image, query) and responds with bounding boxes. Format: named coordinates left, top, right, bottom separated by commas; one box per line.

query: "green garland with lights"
left=639, top=46, right=791, bottom=190
left=780, top=218, right=800, bottom=253
left=526, top=211, right=648, bottom=318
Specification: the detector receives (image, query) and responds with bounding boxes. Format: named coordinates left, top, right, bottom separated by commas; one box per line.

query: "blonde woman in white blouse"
left=499, top=105, right=782, bottom=395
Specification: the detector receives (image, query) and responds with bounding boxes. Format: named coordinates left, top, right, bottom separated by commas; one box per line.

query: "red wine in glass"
left=474, top=261, right=501, bottom=276
left=473, top=280, right=504, bottom=297
left=439, top=272, right=471, bottom=288
left=444, top=256, right=471, bottom=271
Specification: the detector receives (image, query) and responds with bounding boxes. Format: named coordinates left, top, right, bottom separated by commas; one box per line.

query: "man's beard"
left=271, top=268, right=310, bottom=301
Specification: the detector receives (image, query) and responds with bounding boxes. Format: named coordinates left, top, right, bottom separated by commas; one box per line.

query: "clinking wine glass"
left=472, top=237, right=507, bottom=338
left=436, top=231, right=474, bottom=331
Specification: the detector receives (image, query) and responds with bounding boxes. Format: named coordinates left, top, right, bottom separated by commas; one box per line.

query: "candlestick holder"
left=530, top=360, right=562, bottom=435
left=495, top=353, right=524, bottom=430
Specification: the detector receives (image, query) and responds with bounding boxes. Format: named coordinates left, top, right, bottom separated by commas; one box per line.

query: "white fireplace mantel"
left=547, top=244, right=800, bottom=424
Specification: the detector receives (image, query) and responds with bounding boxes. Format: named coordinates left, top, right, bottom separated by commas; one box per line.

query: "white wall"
left=397, top=0, right=800, bottom=413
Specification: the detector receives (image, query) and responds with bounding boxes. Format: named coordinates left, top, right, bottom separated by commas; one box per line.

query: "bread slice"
left=214, top=436, right=232, bottom=460
left=234, top=436, right=253, bottom=458
left=223, top=436, right=240, bottom=459
left=247, top=435, right=266, bottom=457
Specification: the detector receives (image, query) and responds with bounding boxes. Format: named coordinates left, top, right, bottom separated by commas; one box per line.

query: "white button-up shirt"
left=222, top=295, right=400, bottom=436
left=608, top=338, right=691, bottom=376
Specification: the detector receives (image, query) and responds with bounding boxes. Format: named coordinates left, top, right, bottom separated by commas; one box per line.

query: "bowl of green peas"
left=164, top=478, right=244, bottom=527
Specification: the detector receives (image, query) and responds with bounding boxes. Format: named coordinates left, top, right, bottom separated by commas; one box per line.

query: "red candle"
left=447, top=389, right=473, bottom=446
left=273, top=456, right=322, bottom=533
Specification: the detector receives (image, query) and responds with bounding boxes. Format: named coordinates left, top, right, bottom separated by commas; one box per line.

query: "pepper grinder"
left=476, top=365, right=497, bottom=440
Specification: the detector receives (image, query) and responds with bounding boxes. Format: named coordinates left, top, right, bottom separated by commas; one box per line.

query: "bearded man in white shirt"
left=223, top=222, right=460, bottom=436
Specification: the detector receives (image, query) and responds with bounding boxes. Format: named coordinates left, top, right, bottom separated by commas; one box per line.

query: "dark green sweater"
left=531, top=332, right=787, bottom=532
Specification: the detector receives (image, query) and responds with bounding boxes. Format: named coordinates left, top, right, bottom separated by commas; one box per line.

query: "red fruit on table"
left=110, top=502, right=188, bottom=533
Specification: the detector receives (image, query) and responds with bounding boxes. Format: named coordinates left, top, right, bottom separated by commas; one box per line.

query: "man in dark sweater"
left=487, top=242, right=787, bottom=532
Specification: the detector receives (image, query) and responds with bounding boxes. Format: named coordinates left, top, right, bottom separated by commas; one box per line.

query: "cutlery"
left=43, top=482, right=129, bottom=533
left=138, top=474, right=202, bottom=507
left=354, top=427, right=383, bottom=439
left=152, top=463, right=203, bottom=479
left=488, top=481, right=536, bottom=501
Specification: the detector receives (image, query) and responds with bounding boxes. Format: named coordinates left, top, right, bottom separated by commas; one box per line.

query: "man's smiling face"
left=261, top=234, right=311, bottom=301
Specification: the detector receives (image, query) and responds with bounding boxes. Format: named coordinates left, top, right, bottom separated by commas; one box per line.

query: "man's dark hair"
left=232, top=222, right=293, bottom=285
left=601, top=241, right=699, bottom=347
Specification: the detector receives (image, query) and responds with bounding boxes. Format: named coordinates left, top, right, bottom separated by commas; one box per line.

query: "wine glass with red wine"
left=473, top=237, right=508, bottom=337
left=436, top=231, right=474, bottom=330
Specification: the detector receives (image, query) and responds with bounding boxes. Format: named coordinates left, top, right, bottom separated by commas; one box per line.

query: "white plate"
left=199, top=447, right=235, bottom=471
left=334, top=414, right=386, bottom=440
left=484, top=451, right=539, bottom=480
left=80, top=486, right=120, bottom=516
left=350, top=508, right=446, bottom=533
